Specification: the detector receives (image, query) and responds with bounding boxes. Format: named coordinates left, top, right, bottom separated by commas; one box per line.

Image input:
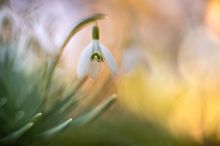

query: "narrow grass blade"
left=0, top=122, right=33, bottom=143
left=45, top=77, right=87, bottom=119
left=38, top=118, right=72, bottom=138
left=31, top=112, right=42, bottom=123
left=72, top=94, right=116, bottom=127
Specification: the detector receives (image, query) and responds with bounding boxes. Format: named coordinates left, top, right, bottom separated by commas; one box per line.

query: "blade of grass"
left=0, top=122, right=33, bottom=143
left=37, top=118, right=72, bottom=139
left=45, top=77, right=87, bottom=118
left=71, top=94, right=116, bottom=127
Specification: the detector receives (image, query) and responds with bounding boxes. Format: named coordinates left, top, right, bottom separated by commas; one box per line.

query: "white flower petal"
left=77, top=42, right=93, bottom=79
left=93, top=39, right=101, bottom=52
left=100, top=43, right=117, bottom=74
left=88, top=61, right=101, bottom=79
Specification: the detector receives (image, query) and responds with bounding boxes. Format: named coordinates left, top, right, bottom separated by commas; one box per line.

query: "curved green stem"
left=43, top=13, right=107, bottom=102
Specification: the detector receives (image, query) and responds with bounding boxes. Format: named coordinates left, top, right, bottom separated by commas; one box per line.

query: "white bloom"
left=77, top=39, right=117, bottom=79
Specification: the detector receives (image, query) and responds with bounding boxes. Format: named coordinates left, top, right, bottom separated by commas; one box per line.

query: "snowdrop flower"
left=77, top=25, right=117, bottom=79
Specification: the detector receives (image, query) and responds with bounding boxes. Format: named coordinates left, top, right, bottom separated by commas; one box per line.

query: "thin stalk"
left=42, top=13, right=107, bottom=104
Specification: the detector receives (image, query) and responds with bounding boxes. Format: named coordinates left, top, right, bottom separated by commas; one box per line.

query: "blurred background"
left=1, top=0, right=220, bottom=145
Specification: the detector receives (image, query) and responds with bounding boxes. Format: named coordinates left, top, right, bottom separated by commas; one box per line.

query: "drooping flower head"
left=77, top=25, right=117, bottom=79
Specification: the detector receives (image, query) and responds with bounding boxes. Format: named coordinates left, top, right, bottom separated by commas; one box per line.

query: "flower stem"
left=42, top=13, right=107, bottom=105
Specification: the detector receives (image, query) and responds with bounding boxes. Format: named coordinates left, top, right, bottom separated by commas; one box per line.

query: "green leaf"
left=31, top=112, right=42, bottom=123
left=72, top=94, right=116, bottom=127
left=40, top=77, right=88, bottom=128
left=38, top=118, right=72, bottom=138
left=0, top=122, right=33, bottom=143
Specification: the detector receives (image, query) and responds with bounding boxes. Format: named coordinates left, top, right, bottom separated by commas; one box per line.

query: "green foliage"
left=50, top=110, right=200, bottom=146
left=0, top=7, right=116, bottom=145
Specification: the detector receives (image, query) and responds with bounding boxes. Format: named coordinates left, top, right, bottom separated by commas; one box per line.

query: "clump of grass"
left=0, top=5, right=116, bottom=146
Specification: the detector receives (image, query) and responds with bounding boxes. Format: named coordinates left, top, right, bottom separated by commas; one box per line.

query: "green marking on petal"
left=91, top=52, right=104, bottom=62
